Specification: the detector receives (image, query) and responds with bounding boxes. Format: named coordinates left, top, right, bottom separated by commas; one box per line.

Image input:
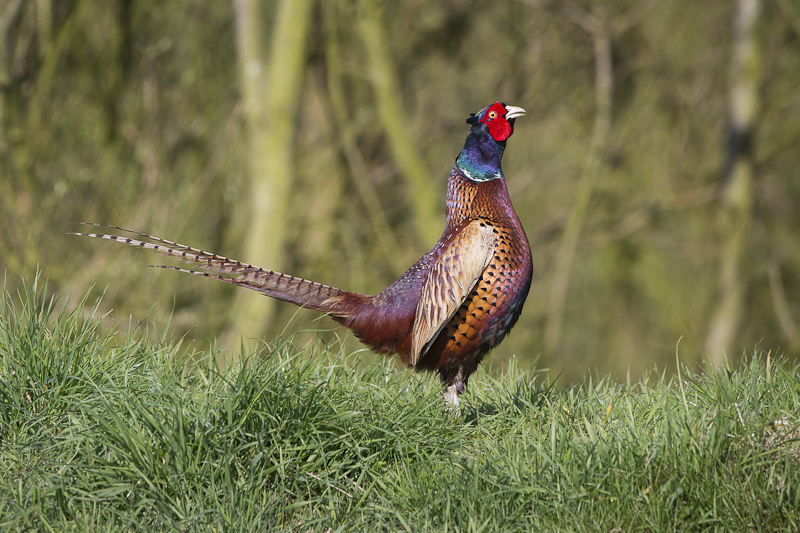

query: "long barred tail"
left=69, top=223, right=363, bottom=316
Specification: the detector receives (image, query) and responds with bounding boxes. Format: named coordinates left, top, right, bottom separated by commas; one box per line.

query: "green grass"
left=1, top=275, right=798, bottom=532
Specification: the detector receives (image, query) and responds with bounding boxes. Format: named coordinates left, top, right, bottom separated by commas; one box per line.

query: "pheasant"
left=72, top=102, right=533, bottom=409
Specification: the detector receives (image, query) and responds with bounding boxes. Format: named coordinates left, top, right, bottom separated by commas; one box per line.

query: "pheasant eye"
left=488, top=111, right=497, bottom=119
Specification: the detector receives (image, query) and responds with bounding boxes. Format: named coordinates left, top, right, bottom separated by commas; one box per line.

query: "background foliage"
left=1, top=0, right=799, bottom=382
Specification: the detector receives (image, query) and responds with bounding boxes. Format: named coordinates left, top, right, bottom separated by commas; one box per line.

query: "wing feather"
left=409, top=220, right=495, bottom=365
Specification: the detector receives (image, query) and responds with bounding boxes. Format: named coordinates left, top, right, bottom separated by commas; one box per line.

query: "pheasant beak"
left=504, top=105, right=526, bottom=120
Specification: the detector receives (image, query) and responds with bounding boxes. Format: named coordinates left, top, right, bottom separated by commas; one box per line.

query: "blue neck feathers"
left=455, top=123, right=506, bottom=182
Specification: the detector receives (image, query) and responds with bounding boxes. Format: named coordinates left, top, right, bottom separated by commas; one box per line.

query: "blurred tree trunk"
left=545, top=0, right=660, bottom=354
left=356, top=0, right=441, bottom=247
left=322, top=0, right=406, bottom=276
left=545, top=4, right=612, bottom=353
left=0, top=0, right=22, bottom=162
left=705, top=0, right=761, bottom=366
left=0, top=0, right=23, bottom=273
left=227, top=0, right=313, bottom=346
left=35, top=0, right=51, bottom=58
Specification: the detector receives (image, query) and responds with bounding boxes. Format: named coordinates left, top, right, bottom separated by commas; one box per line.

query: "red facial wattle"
left=487, top=118, right=512, bottom=142
left=480, top=102, right=513, bottom=142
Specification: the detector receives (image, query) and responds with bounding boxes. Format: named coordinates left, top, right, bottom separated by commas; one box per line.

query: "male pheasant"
left=72, top=102, right=533, bottom=408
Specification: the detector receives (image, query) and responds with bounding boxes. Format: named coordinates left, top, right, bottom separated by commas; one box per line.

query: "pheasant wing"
left=410, top=220, right=496, bottom=365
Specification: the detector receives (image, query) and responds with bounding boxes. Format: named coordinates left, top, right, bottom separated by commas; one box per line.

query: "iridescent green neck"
left=455, top=123, right=506, bottom=182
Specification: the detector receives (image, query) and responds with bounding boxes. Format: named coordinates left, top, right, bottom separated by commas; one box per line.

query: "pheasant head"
left=456, top=102, right=525, bottom=182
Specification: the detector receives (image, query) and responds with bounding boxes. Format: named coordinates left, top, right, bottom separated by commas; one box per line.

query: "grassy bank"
left=1, top=276, right=798, bottom=531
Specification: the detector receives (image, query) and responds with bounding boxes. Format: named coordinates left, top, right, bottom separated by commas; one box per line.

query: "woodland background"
left=0, top=0, right=798, bottom=383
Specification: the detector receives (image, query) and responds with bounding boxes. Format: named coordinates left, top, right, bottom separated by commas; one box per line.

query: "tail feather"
left=69, top=223, right=364, bottom=315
